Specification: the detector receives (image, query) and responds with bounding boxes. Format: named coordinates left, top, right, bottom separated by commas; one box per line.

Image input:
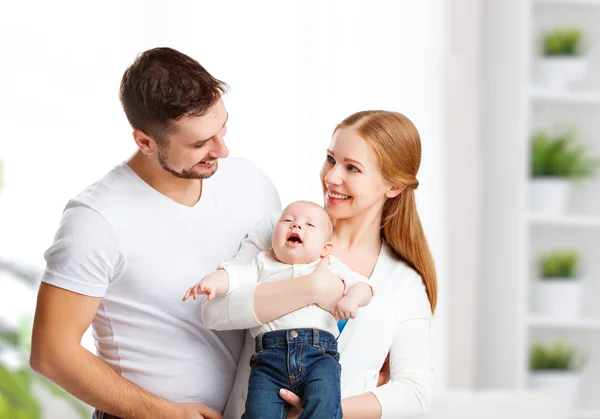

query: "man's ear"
left=132, top=130, right=159, bottom=156
left=385, top=184, right=406, bottom=199
left=320, top=242, right=334, bottom=258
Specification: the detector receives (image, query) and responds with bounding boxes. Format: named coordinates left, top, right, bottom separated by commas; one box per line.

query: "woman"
left=203, top=110, right=437, bottom=419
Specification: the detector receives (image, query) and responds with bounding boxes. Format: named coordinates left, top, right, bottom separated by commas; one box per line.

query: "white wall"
left=0, top=0, right=448, bottom=415
left=444, top=0, right=484, bottom=388
left=478, top=0, right=530, bottom=388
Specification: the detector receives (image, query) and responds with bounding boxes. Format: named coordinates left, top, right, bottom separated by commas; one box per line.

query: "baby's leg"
left=243, top=347, right=290, bottom=419
left=298, top=339, right=342, bottom=419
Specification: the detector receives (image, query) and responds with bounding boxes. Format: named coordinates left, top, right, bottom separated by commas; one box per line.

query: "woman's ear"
left=385, top=184, right=406, bottom=199
left=320, top=242, right=334, bottom=257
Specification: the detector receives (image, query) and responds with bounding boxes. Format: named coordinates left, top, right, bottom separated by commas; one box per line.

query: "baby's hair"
left=283, top=200, right=333, bottom=239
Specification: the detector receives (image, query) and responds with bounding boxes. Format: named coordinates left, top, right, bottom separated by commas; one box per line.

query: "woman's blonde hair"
left=335, top=111, right=437, bottom=313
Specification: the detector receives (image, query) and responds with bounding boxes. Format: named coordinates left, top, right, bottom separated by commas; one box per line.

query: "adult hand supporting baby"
left=311, top=256, right=344, bottom=313
left=278, top=358, right=391, bottom=419
left=278, top=355, right=391, bottom=419
left=279, top=389, right=303, bottom=419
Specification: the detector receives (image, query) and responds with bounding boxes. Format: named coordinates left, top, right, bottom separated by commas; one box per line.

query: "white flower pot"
left=535, top=57, right=588, bottom=91
left=529, top=371, right=581, bottom=408
left=532, top=278, right=584, bottom=318
left=529, top=178, right=571, bottom=214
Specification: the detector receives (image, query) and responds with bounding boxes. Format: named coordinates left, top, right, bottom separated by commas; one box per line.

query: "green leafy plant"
left=0, top=260, right=90, bottom=418
left=543, top=28, right=583, bottom=56
left=530, top=341, right=587, bottom=371
left=539, top=250, right=579, bottom=279
left=530, top=130, right=600, bottom=180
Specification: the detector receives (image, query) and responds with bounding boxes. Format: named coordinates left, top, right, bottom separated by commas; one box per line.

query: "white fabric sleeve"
left=370, top=271, right=435, bottom=418
left=41, top=201, right=125, bottom=297
left=229, top=212, right=280, bottom=265
left=220, top=258, right=260, bottom=295
left=329, top=256, right=374, bottom=295
left=201, top=213, right=279, bottom=330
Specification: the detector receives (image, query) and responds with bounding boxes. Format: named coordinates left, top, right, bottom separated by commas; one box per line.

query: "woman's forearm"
left=342, top=392, right=382, bottom=419
left=254, top=274, right=315, bottom=323
left=201, top=274, right=316, bottom=329
left=203, top=257, right=344, bottom=329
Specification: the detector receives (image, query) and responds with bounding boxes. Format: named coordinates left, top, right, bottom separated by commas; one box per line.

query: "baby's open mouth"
left=287, top=233, right=303, bottom=244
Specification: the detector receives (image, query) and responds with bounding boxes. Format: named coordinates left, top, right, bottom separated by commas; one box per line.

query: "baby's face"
left=271, top=201, right=333, bottom=265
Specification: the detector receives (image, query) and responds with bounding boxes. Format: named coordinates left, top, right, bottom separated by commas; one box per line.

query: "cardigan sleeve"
left=370, top=269, right=435, bottom=418
left=201, top=213, right=279, bottom=330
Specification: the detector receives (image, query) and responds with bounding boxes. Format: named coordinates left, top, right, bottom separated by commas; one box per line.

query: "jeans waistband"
left=255, top=328, right=338, bottom=352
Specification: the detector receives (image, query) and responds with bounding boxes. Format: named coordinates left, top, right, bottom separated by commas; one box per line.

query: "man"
left=30, top=47, right=281, bottom=419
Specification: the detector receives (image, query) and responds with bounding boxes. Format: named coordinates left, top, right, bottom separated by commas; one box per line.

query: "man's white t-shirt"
left=41, top=157, right=281, bottom=412
left=221, top=251, right=373, bottom=338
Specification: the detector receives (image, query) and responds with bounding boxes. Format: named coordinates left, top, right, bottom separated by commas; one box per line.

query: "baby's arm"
left=329, top=256, right=374, bottom=320
left=182, top=269, right=230, bottom=301
left=334, top=282, right=373, bottom=321
left=184, top=256, right=261, bottom=303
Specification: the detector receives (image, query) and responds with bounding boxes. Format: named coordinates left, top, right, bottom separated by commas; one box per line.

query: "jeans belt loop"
left=256, top=333, right=264, bottom=352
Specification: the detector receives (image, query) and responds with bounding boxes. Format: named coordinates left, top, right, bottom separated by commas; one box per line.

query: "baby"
left=183, top=200, right=374, bottom=419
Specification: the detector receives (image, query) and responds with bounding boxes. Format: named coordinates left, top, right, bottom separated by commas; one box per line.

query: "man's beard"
left=157, top=146, right=218, bottom=180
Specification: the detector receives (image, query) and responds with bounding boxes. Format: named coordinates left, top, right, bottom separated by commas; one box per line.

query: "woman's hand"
left=279, top=389, right=303, bottom=419
left=311, top=257, right=345, bottom=313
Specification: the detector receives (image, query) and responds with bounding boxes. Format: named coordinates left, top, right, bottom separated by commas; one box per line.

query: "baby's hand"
left=333, top=296, right=360, bottom=321
left=182, top=280, right=216, bottom=302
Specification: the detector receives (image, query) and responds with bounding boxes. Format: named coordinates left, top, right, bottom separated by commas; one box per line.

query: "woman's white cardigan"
left=202, top=215, right=435, bottom=418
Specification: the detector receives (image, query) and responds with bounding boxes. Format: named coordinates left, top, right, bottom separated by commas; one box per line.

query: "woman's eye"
left=348, top=165, right=360, bottom=173
left=326, top=155, right=335, bottom=164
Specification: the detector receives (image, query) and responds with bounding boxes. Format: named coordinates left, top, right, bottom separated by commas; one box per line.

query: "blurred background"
left=1, top=0, right=599, bottom=418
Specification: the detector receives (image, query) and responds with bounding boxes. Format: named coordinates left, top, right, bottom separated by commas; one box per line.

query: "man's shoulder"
left=70, top=162, right=136, bottom=215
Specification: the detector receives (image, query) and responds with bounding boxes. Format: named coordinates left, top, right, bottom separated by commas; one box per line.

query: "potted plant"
left=532, top=250, right=584, bottom=318
left=535, top=27, right=587, bottom=90
left=529, top=341, right=587, bottom=408
left=0, top=260, right=90, bottom=418
left=529, top=130, right=599, bottom=214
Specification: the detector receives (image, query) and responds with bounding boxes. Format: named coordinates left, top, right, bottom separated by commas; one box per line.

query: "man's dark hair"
left=119, top=47, right=228, bottom=145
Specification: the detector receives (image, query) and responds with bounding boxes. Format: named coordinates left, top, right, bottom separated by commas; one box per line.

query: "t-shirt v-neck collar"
left=119, top=162, right=213, bottom=214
